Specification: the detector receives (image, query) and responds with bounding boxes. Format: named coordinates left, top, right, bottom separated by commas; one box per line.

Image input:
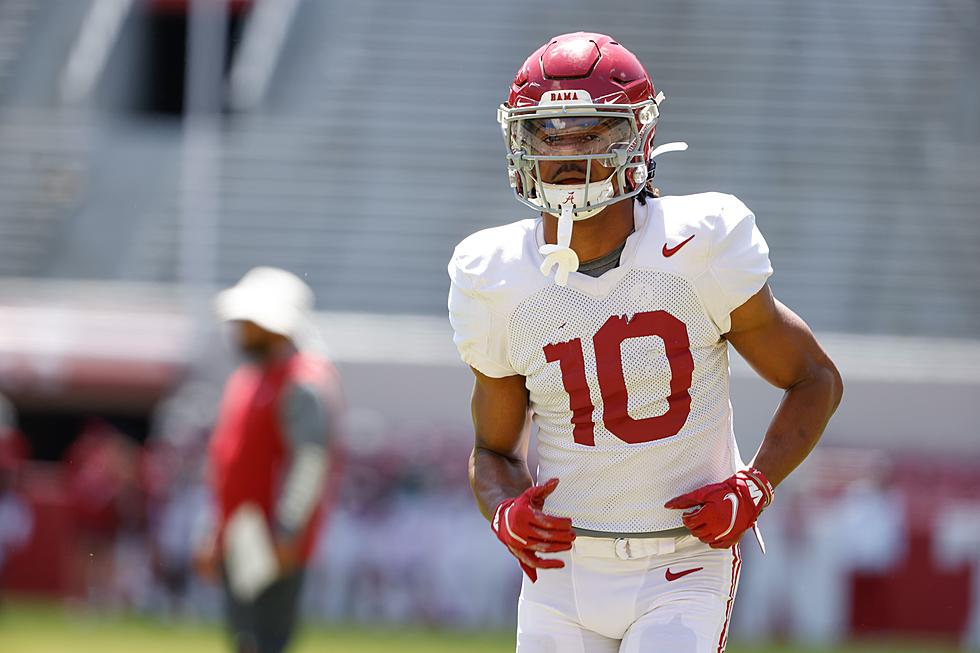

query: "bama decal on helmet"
left=539, top=90, right=593, bottom=105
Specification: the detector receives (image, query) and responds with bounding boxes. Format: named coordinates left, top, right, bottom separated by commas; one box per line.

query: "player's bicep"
left=470, top=367, right=530, bottom=460
left=725, top=284, right=836, bottom=390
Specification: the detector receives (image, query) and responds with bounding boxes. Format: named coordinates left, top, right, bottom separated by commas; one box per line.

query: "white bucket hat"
left=214, top=267, right=314, bottom=339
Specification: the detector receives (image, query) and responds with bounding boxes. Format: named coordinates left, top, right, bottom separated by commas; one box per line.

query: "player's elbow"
left=794, top=355, right=843, bottom=416
left=821, top=358, right=844, bottom=414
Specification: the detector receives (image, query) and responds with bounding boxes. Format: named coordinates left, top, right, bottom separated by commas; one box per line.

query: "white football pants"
left=516, top=535, right=741, bottom=653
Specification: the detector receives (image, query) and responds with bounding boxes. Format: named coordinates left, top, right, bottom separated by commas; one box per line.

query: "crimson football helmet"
left=498, top=32, right=667, bottom=220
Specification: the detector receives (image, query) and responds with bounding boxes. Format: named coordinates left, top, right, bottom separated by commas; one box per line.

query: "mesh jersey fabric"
left=447, top=193, right=772, bottom=533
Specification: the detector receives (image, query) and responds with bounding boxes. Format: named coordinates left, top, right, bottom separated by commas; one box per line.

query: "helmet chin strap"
left=650, top=141, right=688, bottom=159
left=539, top=202, right=579, bottom=286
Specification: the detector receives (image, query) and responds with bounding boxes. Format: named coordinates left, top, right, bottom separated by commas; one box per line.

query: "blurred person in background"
left=787, top=459, right=905, bottom=645
left=448, top=32, right=843, bottom=652
left=194, top=267, right=344, bottom=653
left=147, top=347, right=234, bottom=615
left=0, top=395, right=33, bottom=604
left=66, top=419, right=147, bottom=609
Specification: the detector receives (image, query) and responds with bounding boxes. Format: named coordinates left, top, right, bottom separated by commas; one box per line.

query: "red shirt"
left=209, top=351, right=341, bottom=562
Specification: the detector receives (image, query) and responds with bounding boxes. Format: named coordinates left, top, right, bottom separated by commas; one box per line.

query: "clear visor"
left=511, top=115, right=636, bottom=158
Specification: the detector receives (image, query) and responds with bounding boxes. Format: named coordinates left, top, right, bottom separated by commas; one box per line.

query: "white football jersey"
left=448, top=193, right=772, bottom=534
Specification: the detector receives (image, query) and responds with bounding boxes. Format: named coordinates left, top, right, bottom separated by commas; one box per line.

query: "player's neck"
left=542, top=200, right=635, bottom=262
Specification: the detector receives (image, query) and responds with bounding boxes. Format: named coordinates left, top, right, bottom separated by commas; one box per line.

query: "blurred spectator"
left=195, top=267, right=344, bottom=653
left=304, top=440, right=516, bottom=627
left=145, top=434, right=220, bottom=617
left=787, top=475, right=906, bottom=644
left=147, top=369, right=232, bottom=615
left=65, top=419, right=147, bottom=609
left=934, top=502, right=980, bottom=650
left=0, top=397, right=33, bottom=599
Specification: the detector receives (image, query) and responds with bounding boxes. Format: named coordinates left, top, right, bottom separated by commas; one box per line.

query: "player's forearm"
left=469, top=446, right=534, bottom=521
left=750, top=362, right=843, bottom=488
left=275, top=444, right=328, bottom=539
left=275, top=381, right=332, bottom=539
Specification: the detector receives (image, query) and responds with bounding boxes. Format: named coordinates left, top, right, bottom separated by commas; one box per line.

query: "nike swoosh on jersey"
left=662, top=234, right=695, bottom=257
left=665, top=566, right=704, bottom=582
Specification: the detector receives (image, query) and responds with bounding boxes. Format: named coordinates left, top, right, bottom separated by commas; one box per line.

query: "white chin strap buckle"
left=539, top=203, right=579, bottom=286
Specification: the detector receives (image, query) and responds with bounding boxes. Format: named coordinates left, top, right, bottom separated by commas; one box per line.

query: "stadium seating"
left=0, top=0, right=978, bottom=337
left=0, top=109, right=87, bottom=276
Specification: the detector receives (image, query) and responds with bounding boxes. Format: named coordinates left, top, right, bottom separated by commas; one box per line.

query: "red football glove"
left=491, top=478, right=576, bottom=582
left=664, top=468, right=774, bottom=549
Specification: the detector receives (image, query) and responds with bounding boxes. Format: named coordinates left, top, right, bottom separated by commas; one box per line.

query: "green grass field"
left=0, top=601, right=960, bottom=653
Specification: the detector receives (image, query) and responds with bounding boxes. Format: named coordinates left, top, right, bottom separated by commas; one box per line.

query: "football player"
left=447, top=32, right=843, bottom=652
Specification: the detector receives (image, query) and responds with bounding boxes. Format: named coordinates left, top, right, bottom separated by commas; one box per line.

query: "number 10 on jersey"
left=543, top=310, right=694, bottom=447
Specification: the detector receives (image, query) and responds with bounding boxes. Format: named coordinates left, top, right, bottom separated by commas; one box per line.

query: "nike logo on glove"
left=665, top=566, right=704, bottom=582
left=662, top=234, right=695, bottom=257
left=715, top=493, right=739, bottom=541
left=663, top=468, right=774, bottom=550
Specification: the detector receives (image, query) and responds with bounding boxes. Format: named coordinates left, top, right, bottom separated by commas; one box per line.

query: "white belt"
left=573, top=535, right=680, bottom=560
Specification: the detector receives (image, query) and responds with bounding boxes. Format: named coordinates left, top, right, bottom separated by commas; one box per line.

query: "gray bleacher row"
left=0, top=0, right=35, bottom=103
left=0, top=0, right=978, bottom=338
left=0, top=109, right=87, bottom=277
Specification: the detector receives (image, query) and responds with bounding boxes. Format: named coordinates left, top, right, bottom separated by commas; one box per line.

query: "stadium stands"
left=0, top=1, right=37, bottom=103
left=0, top=109, right=87, bottom=276
left=0, top=0, right=978, bottom=337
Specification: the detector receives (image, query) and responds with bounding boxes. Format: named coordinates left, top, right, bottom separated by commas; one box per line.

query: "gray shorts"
left=222, top=568, right=305, bottom=653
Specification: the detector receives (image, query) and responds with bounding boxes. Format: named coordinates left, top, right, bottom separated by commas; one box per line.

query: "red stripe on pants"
left=717, top=544, right=741, bottom=653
